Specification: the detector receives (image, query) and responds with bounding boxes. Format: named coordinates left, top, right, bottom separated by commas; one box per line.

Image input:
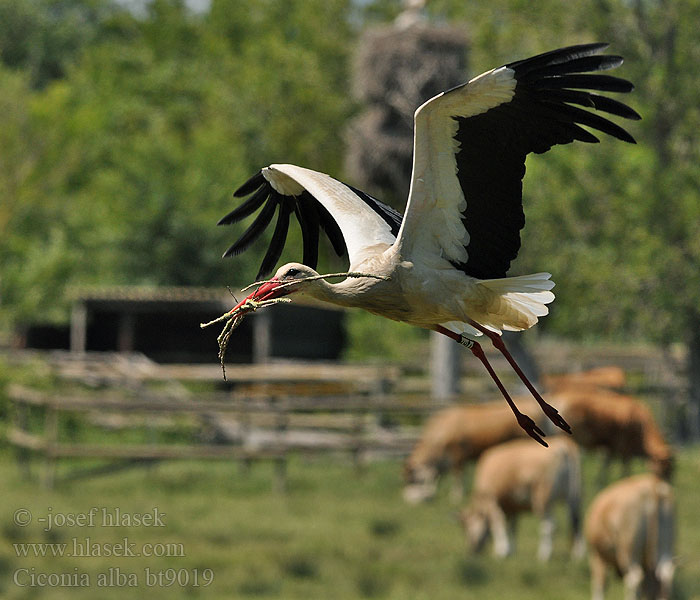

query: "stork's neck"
left=304, top=275, right=388, bottom=310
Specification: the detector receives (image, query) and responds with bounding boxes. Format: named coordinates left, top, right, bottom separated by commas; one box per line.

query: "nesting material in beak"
left=200, top=277, right=293, bottom=379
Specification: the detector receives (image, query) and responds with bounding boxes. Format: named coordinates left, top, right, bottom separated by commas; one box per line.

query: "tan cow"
left=458, top=436, right=583, bottom=561
left=403, top=402, right=534, bottom=503
left=585, top=474, right=675, bottom=600
left=554, top=389, right=674, bottom=482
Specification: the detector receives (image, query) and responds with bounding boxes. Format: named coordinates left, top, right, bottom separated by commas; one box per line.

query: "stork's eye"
left=285, top=268, right=300, bottom=277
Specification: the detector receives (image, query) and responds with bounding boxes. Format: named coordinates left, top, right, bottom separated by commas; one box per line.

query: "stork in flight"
left=216, top=43, right=639, bottom=446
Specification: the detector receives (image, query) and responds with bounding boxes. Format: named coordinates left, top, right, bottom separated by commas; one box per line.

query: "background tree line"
left=1, top=0, right=698, bottom=401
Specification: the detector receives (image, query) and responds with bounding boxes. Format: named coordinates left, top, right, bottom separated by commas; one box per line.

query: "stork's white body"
left=263, top=163, right=554, bottom=337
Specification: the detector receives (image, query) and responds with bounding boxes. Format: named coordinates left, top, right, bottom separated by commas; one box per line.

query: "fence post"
left=70, top=300, right=88, bottom=354
left=43, top=404, right=58, bottom=489
left=13, top=400, right=31, bottom=480
left=351, top=406, right=366, bottom=474
left=272, top=397, right=288, bottom=493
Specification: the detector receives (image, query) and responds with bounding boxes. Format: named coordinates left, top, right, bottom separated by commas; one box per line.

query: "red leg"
left=433, top=326, right=547, bottom=447
left=467, top=321, right=571, bottom=434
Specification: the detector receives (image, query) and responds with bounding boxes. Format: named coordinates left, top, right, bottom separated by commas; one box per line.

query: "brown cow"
left=543, top=366, right=627, bottom=392
left=585, top=474, right=675, bottom=600
left=553, top=389, right=674, bottom=482
left=403, top=402, right=533, bottom=503
left=458, top=436, right=583, bottom=561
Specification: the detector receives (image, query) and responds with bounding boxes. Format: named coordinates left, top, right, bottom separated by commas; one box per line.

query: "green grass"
left=1, top=448, right=698, bottom=599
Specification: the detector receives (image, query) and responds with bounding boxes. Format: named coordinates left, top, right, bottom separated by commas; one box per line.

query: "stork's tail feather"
left=479, top=272, right=555, bottom=294
left=476, top=272, right=556, bottom=332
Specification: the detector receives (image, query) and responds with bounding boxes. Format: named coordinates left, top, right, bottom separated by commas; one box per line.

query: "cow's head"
left=402, top=462, right=439, bottom=504
left=652, top=454, right=674, bottom=481
left=458, top=505, right=490, bottom=553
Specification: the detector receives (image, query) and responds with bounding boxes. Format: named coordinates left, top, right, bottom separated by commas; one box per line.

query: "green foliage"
left=344, top=310, right=428, bottom=363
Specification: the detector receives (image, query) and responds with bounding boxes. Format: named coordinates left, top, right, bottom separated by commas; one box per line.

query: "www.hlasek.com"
left=11, top=507, right=214, bottom=588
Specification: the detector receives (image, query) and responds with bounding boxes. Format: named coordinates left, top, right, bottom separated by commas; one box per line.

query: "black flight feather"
left=346, top=184, right=402, bottom=237
left=505, top=43, right=610, bottom=75
left=517, top=55, right=623, bottom=83
left=257, top=200, right=292, bottom=279
left=233, top=170, right=266, bottom=197
left=222, top=192, right=278, bottom=258
left=294, top=192, right=320, bottom=270
left=217, top=184, right=270, bottom=225
left=317, top=202, right=347, bottom=257
left=540, top=89, right=641, bottom=120
left=535, top=74, right=634, bottom=93
left=539, top=101, right=636, bottom=143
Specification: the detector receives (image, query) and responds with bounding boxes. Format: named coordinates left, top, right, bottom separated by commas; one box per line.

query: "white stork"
left=217, top=43, right=639, bottom=445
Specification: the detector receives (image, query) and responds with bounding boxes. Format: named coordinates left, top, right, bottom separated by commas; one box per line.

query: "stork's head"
left=231, top=263, right=320, bottom=312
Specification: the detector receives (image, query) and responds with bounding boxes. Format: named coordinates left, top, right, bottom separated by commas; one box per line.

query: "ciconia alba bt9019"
left=216, top=43, right=639, bottom=446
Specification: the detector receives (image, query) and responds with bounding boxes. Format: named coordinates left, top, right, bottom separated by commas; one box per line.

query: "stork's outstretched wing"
left=396, top=43, right=640, bottom=279
left=219, top=164, right=402, bottom=277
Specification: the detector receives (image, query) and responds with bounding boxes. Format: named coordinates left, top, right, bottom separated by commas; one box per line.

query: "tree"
left=0, top=0, right=115, bottom=88
left=589, top=0, right=700, bottom=430
left=0, top=0, right=356, bottom=328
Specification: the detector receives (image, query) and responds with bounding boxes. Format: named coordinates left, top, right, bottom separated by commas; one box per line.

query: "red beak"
left=230, top=277, right=291, bottom=313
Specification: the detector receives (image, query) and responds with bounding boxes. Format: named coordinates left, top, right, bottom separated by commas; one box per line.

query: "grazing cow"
left=554, top=389, right=674, bottom=482
left=585, top=474, right=675, bottom=600
left=403, top=402, right=533, bottom=503
left=458, top=437, right=583, bottom=561
left=544, top=366, right=627, bottom=392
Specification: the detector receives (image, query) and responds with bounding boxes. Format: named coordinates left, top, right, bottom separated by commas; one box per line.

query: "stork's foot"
left=538, top=401, right=571, bottom=434
left=515, top=412, right=548, bottom=447
left=465, top=320, right=572, bottom=436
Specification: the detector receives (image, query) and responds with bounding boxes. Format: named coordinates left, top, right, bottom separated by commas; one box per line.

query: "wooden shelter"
left=21, top=285, right=347, bottom=363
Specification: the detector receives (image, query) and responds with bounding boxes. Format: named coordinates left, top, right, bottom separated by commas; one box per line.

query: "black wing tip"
left=615, top=131, right=636, bottom=144
left=233, top=170, right=265, bottom=197
left=218, top=183, right=272, bottom=226
left=221, top=246, right=241, bottom=259
left=613, top=100, right=642, bottom=121
left=575, top=41, right=610, bottom=52
left=217, top=214, right=235, bottom=226
left=507, top=42, right=610, bottom=71
left=511, top=44, right=639, bottom=142
left=546, top=41, right=611, bottom=57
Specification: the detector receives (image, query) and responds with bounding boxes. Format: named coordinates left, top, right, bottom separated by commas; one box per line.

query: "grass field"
left=1, top=446, right=698, bottom=599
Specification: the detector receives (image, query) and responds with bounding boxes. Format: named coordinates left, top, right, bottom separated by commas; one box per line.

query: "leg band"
left=458, top=336, right=474, bottom=349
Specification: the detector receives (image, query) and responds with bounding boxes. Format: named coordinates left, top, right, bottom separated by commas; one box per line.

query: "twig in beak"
left=200, top=296, right=292, bottom=380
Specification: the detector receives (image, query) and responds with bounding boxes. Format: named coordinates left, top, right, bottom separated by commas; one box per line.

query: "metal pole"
left=430, top=331, right=460, bottom=400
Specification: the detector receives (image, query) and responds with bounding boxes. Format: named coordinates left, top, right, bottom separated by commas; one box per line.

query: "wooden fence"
left=3, top=342, right=692, bottom=489
left=6, top=375, right=441, bottom=489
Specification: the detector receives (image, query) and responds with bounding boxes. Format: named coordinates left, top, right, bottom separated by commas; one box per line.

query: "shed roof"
left=68, top=285, right=233, bottom=304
